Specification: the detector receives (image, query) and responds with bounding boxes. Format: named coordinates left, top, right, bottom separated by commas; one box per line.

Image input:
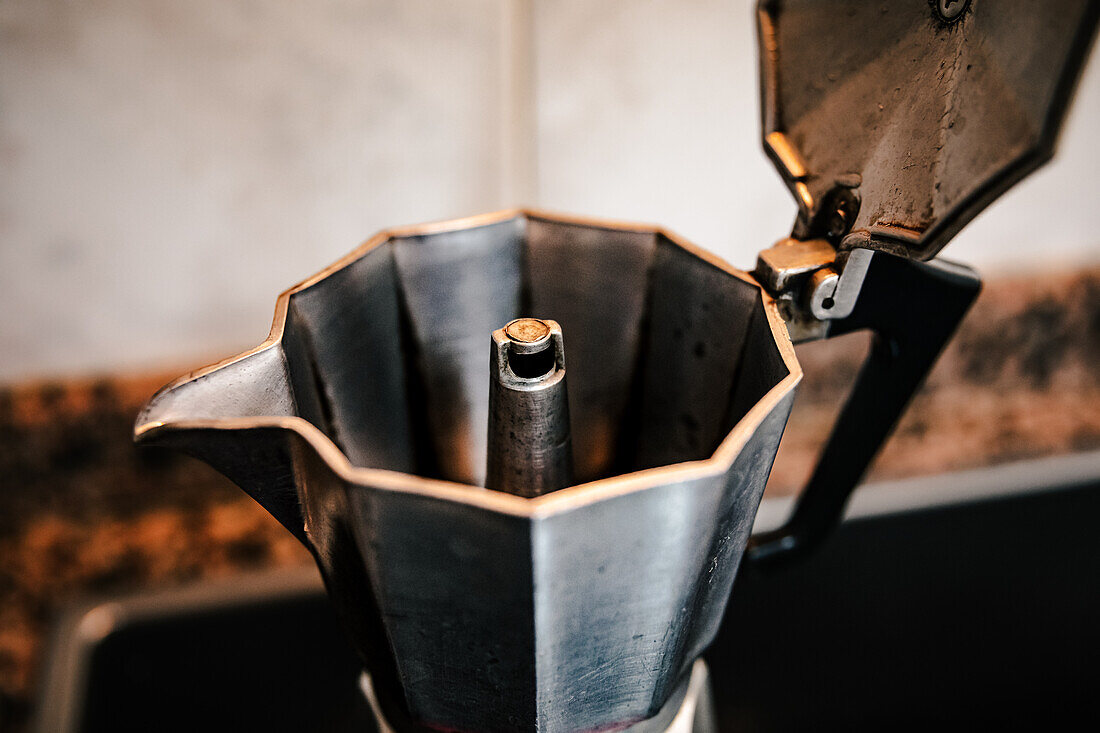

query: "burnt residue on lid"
left=758, top=0, right=1100, bottom=260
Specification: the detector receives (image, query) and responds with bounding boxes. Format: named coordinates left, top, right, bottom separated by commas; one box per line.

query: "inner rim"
left=283, top=215, right=790, bottom=490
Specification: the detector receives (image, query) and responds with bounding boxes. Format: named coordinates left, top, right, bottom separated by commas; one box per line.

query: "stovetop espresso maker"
left=136, top=2, right=1099, bottom=731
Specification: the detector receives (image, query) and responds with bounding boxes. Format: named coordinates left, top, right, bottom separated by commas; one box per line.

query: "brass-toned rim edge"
left=134, top=208, right=802, bottom=519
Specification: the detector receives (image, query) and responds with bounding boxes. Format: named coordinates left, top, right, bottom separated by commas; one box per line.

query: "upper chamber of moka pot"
left=135, top=210, right=800, bottom=732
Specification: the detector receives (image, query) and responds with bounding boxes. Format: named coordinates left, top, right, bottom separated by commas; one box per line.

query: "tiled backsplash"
left=2, top=0, right=1098, bottom=381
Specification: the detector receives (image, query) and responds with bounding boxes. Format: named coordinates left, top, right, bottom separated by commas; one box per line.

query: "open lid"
left=758, top=0, right=1099, bottom=260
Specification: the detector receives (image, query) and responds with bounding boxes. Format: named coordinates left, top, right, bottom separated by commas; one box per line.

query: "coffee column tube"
left=486, top=318, right=574, bottom=497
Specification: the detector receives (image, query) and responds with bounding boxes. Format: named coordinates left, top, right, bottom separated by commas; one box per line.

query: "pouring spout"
left=134, top=344, right=297, bottom=435
left=133, top=343, right=308, bottom=543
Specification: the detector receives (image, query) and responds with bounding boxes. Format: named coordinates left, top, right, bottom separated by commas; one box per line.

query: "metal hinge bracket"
left=753, top=237, right=873, bottom=342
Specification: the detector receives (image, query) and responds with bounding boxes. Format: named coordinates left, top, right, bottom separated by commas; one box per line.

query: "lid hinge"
left=753, top=238, right=873, bottom=343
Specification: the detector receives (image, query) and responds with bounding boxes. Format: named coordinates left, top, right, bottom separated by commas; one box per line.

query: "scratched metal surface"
left=759, top=0, right=1099, bottom=258
left=132, top=211, right=799, bottom=732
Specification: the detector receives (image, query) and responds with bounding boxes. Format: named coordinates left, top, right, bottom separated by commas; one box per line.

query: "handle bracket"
left=749, top=250, right=981, bottom=569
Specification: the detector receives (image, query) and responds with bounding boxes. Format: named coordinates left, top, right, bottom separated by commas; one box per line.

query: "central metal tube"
left=486, top=318, right=574, bottom=497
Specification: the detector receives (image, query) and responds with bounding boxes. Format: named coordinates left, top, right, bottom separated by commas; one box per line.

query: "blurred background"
left=1, top=0, right=1098, bottom=729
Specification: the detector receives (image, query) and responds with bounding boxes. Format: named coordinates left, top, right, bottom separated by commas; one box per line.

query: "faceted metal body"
left=130, top=4, right=1100, bottom=727
left=135, top=210, right=801, bottom=732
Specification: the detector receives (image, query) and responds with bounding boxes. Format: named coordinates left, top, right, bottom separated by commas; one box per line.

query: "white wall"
left=2, top=0, right=1097, bottom=381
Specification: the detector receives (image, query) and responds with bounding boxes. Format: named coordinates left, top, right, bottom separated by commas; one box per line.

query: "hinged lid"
left=758, top=0, right=1099, bottom=260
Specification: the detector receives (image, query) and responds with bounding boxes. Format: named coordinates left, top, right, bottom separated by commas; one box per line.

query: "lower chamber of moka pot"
left=137, top=210, right=800, bottom=733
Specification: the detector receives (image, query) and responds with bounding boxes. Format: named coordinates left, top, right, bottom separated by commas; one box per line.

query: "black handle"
left=748, top=251, right=982, bottom=569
